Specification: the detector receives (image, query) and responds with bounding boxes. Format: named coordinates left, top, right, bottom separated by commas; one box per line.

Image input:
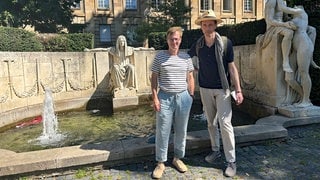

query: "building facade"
left=72, top=0, right=265, bottom=47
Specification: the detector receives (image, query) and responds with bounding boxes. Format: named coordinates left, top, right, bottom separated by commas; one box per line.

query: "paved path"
left=25, top=123, right=320, bottom=180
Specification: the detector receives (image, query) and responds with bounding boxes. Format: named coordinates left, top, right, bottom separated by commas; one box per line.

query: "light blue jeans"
left=155, top=90, right=193, bottom=162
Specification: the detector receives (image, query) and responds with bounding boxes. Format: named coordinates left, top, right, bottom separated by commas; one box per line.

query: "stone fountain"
left=0, top=19, right=320, bottom=177
left=34, top=88, right=65, bottom=146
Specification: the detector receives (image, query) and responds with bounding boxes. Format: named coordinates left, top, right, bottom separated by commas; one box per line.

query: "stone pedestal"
left=255, top=35, right=287, bottom=107
left=278, top=105, right=320, bottom=118
left=113, top=88, right=137, bottom=98
left=112, top=88, right=138, bottom=110
left=112, top=96, right=139, bottom=110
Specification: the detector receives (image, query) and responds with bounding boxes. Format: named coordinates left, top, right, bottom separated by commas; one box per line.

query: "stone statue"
left=286, top=5, right=318, bottom=107
left=261, top=0, right=298, bottom=73
left=109, top=35, right=136, bottom=93
left=258, top=0, right=319, bottom=107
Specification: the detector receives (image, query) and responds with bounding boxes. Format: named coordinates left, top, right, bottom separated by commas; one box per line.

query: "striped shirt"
left=151, top=50, right=194, bottom=93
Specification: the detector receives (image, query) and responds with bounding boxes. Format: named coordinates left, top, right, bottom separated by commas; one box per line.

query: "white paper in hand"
left=231, top=91, right=237, bottom=101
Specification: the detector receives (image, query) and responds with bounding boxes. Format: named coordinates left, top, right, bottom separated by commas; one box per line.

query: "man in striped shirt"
left=151, top=26, right=195, bottom=179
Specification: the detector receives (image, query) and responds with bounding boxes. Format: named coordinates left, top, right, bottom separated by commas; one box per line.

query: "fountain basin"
left=0, top=99, right=256, bottom=154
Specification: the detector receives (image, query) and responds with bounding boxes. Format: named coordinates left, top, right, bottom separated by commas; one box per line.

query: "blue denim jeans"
left=155, top=90, right=193, bottom=162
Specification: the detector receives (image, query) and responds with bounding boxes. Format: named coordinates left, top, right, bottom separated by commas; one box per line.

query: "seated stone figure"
left=259, top=0, right=299, bottom=73
left=257, top=0, right=318, bottom=73
left=109, top=35, right=135, bottom=92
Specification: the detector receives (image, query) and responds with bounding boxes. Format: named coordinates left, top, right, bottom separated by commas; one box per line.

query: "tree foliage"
left=0, top=0, right=80, bottom=33
left=135, top=0, right=191, bottom=44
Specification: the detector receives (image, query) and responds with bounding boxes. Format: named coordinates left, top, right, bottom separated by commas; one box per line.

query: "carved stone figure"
left=259, top=0, right=319, bottom=107
left=260, top=0, right=298, bottom=73
left=109, top=35, right=136, bottom=93
left=286, top=5, right=317, bottom=107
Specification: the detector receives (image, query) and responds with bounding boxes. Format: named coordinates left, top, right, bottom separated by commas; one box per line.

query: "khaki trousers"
left=200, top=87, right=236, bottom=163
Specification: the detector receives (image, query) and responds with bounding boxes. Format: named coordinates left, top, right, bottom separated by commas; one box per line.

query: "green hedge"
left=148, top=19, right=266, bottom=50
left=217, top=19, right=266, bottom=46
left=42, top=33, right=94, bottom=52
left=0, top=27, right=43, bottom=51
left=0, top=27, right=94, bottom=52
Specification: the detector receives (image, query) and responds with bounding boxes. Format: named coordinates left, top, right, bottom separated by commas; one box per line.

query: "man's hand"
left=153, top=99, right=161, bottom=112
left=235, top=91, right=244, bottom=105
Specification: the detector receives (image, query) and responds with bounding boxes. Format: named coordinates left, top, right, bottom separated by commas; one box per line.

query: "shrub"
left=0, top=27, right=43, bottom=51
left=0, top=27, right=94, bottom=52
left=41, top=33, right=94, bottom=52
left=148, top=19, right=266, bottom=50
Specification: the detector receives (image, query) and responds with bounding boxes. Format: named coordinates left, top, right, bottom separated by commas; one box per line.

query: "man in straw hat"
left=188, top=10, right=243, bottom=177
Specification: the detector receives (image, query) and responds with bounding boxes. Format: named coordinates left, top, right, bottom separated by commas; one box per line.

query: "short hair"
left=166, top=26, right=183, bottom=39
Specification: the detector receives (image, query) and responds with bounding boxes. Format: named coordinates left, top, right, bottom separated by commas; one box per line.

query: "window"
left=98, top=0, right=109, bottom=9
left=223, top=0, right=232, bottom=11
left=72, top=1, right=81, bottom=9
left=200, top=0, right=212, bottom=11
left=244, top=0, right=252, bottom=12
left=126, top=0, right=137, bottom=10
left=100, top=25, right=111, bottom=42
left=151, top=0, right=164, bottom=9
left=126, top=25, right=137, bottom=43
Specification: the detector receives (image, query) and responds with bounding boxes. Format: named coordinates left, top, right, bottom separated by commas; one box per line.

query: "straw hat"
left=195, top=10, right=223, bottom=25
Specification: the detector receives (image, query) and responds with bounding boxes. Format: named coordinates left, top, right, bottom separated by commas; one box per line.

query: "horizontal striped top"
left=151, top=50, right=194, bottom=93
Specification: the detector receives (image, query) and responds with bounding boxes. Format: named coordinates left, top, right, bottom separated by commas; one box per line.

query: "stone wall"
left=0, top=45, right=261, bottom=128
left=0, top=49, right=156, bottom=128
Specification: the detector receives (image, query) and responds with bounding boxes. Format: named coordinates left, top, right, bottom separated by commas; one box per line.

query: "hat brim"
left=195, top=18, right=223, bottom=25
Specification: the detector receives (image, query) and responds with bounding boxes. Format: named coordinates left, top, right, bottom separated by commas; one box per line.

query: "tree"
left=135, top=0, right=191, bottom=46
left=0, top=0, right=80, bottom=33
left=0, top=0, right=23, bottom=27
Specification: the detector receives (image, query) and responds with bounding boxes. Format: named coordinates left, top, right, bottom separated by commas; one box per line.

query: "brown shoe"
left=152, top=162, right=165, bottom=179
left=172, top=158, right=188, bottom=173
